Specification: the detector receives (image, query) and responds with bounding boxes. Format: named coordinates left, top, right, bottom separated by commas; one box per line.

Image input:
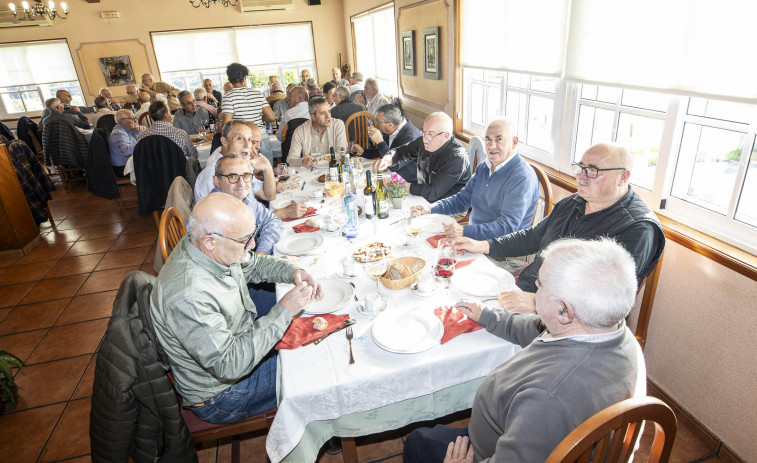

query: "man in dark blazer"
left=354, top=103, right=421, bottom=181
left=41, top=97, right=91, bottom=130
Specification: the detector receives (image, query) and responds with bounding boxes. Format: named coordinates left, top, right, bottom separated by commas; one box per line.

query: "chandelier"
left=9, top=0, right=68, bottom=21
left=188, top=0, right=238, bottom=8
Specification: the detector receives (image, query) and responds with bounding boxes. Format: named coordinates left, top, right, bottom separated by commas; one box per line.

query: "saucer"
left=336, top=272, right=357, bottom=279
left=357, top=296, right=388, bottom=316
left=410, top=282, right=435, bottom=297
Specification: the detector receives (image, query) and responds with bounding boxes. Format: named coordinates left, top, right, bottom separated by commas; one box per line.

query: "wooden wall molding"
left=75, top=39, right=151, bottom=97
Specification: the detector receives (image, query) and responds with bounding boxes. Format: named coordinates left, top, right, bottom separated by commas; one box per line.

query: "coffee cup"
left=365, top=294, right=382, bottom=314
left=416, top=272, right=434, bottom=292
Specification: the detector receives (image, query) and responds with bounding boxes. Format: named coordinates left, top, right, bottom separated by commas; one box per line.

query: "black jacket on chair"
left=96, top=114, right=117, bottom=139
left=42, top=118, right=88, bottom=168
left=17, top=116, right=39, bottom=151
left=87, top=128, right=120, bottom=200
left=134, top=135, right=187, bottom=216
left=90, top=271, right=197, bottom=463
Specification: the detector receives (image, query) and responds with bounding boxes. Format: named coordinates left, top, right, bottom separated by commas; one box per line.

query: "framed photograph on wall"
left=99, top=55, right=136, bottom=87
left=401, top=30, right=415, bottom=76
left=423, top=26, right=440, bottom=80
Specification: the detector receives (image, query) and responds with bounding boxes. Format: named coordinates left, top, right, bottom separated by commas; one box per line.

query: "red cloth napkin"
left=434, top=306, right=483, bottom=344
left=455, top=259, right=475, bottom=270
left=293, top=223, right=320, bottom=233
left=276, top=313, right=350, bottom=350
left=426, top=234, right=446, bottom=248
left=282, top=207, right=317, bottom=222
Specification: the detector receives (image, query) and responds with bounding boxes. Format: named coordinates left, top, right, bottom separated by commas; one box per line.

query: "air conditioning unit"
left=0, top=9, right=53, bottom=27
left=240, top=0, right=294, bottom=12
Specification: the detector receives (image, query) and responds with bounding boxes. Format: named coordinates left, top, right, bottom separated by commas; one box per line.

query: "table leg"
left=341, top=437, right=358, bottom=463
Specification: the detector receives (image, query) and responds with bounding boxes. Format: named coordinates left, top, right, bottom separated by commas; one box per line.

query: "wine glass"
left=310, top=148, right=321, bottom=166
left=331, top=209, right=348, bottom=239
left=435, top=238, right=457, bottom=294
left=351, top=156, right=364, bottom=181
left=365, top=249, right=387, bottom=293
left=276, top=163, right=290, bottom=197
left=405, top=209, right=423, bottom=250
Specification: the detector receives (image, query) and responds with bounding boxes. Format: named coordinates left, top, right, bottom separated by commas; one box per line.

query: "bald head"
left=426, top=112, right=453, bottom=133
left=138, top=91, right=150, bottom=104
left=272, top=82, right=284, bottom=92
left=290, top=86, right=308, bottom=105
left=590, top=143, right=633, bottom=170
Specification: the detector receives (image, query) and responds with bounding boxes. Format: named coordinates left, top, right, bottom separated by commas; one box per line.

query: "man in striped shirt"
left=221, top=62, right=276, bottom=164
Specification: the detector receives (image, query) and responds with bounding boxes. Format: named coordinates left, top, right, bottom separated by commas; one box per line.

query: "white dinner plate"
left=276, top=233, right=324, bottom=256
left=415, top=214, right=455, bottom=234
left=450, top=267, right=515, bottom=297
left=313, top=174, right=327, bottom=185
left=371, top=309, right=443, bottom=354
left=304, top=279, right=353, bottom=315
left=270, top=195, right=308, bottom=210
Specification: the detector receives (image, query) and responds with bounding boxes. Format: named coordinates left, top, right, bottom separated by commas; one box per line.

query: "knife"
left=306, top=319, right=357, bottom=346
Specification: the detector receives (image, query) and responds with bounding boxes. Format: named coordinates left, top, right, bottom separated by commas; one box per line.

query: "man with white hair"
left=150, top=193, right=321, bottom=424
left=88, top=96, right=116, bottom=126
left=455, top=143, right=665, bottom=314
left=99, top=87, right=122, bottom=111
left=140, top=73, right=181, bottom=112
left=330, top=67, right=349, bottom=87
left=374, top=112, right=471, bottom=202
left=109, top=109, right=144, bottom=177
left=134, top=91, right=154, bottom=125
left=411, top=119, right=539, bottom=242
left=41, top=97, right=91, bottom=130
left=404, top=237, right=645, bottom=462
left=330, top=86, right=365, bottom=124
left=266, top=81, right=286, bottom=108
left=276, top=86, right=309, bottom=141
left=355, top=78, right=389, bottom=116
left=348, top=71, right=364, bottom=94
left=194, top=88, right=217, bottom=118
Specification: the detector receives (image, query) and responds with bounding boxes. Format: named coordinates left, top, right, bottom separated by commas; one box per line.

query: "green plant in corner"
left=0, top=349, right=22, bottom=414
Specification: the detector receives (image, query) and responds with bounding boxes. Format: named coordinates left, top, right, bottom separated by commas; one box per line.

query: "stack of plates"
left=451, top=266, right=515, bottom=297
left=276, top=234, right=324, bottom=256
left=304, top=280, right=353, bottom=315
left=371, top=309, right=443, bottom=353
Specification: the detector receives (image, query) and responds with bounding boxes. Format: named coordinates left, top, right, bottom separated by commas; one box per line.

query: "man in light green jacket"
left=151, top=193, right=321, bottom=424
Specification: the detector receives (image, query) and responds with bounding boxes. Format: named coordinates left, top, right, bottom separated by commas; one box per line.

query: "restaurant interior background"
left=0, top=0, right=755, bottom=460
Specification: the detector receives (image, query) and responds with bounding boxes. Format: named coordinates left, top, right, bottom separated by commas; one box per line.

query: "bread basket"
left=380, top=256, right=426, bottom=290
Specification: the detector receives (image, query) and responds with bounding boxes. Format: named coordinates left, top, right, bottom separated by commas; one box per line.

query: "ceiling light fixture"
left=188, top=0, right=238, bottom=8
left=8, top=0, right=68, bottom=21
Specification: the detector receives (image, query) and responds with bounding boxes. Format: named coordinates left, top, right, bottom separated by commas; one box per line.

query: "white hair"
left=365, top=77, right=379, bottom=91
left=488, top=118, right=515, bottom=137
left=194, top=88, right=207, bottom=100
left=187, top=214, right=214, bottom=244
left=539, top=237, right=637, bottom=328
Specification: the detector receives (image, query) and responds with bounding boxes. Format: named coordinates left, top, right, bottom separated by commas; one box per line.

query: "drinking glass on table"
left=310, top=148, right=321, bottom=165
left=435, top=238, right=457, bottom=294
left=365, top=249, right=387, bottom=293
left=276, top=163, right=290, bottom=197
left=405, top=209, right=423, bottom=251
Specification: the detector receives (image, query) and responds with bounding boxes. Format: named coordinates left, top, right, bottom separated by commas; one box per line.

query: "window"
left=352, top=4, right=398, bottom=97
left=152, top=24, right=316, bottom=93
left=0, top=40, right=84, bottom=117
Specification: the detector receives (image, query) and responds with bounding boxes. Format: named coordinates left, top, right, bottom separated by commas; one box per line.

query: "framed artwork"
left=423, top=26, right=440, bottom=80
left=401, top=30, right=415, bottom=76
left=99, top=55, right=136, bottom=87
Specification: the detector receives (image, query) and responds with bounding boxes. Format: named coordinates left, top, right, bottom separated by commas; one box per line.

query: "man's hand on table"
left=249, top=153, right=272, bottom=174
left=367, top=126, right=384, bottom=145
left=497, top=287, right=537, bottom=314
left=352, top=144, right=365, bottom=157
left=293, top=269, right=323, bottom=298
left=278, top=281, right=314, bottom=316
left=453, top=298, right=485, bottom=323
left=274, top=202, right=308, bottom=220
left=454, top=237, right=489, bottom=255
left=443, top=221, right=465, bottom=239
left=372, top=154, right=392, bottom=172
left=302, top=155, right=315, bottom=168
left=443, top=436, right=474, bottom=463
left=276, top=181, right=286, bottom=193
left=410, top=205, right=430, bottom=215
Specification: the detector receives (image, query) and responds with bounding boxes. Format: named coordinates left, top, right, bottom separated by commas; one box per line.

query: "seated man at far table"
left=137, top=101, right=198, bottom=159
left=41, top=97, right=91, bottom=130
left=454, top=143, right=665, bottom=315
left=150, top=193, right=322, bottom=424
left=173, top=90, right=210, bottom=134
left=330, top=86, right=365, bottom=125
left=404, top=238, right=646, bottom=463
left=354, top=103, right=420, bottom=182
left=276, top=86, right=309, bottom=142
left=411, top=119, right=539, bottom=242
left=193, top=88, right=217, bottom=118
left=109, top=109, right=144, bottom=177
left=373, top=112, right=471, bottom=203
left=287, top=96, right=348, bottom=168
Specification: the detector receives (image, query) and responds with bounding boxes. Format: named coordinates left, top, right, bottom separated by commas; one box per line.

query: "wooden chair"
left=55, top=164, right=87, bottom=191
left=159, top=207, right=185, bottom=261
left=545, top=396, right=677, bottom=463
left=115, top=177, right=136, bottom=215
left=530, top=163, right=553, bottom=226
left=138, top=112, right=153, bottom=128
left=345, top=111, right=378, bottom=149
left=467, top=135, right=485, bottom=173
left=633, top=251, right=665, bottom=351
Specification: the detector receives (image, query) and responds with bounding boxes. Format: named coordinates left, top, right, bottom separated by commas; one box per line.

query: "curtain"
left=0, top=40, right=78, bottom=87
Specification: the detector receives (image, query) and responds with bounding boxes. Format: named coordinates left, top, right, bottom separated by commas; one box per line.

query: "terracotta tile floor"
left=0, top=182, right=724, bottom=463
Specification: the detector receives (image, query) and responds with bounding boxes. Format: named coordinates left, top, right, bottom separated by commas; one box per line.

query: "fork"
left=346, top=326, right=355, bottom=364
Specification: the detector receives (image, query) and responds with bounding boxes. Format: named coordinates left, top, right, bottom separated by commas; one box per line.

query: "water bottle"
left=342, top=179, right=359, bottom=240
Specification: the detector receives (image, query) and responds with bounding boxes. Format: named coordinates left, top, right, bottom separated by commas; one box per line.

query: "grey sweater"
left=469, top=308, right=640, bottom=462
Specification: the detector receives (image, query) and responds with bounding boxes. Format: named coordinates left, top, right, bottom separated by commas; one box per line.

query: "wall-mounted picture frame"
left=99, top=55, right=136, bottom=87
left=423, top=26, right=440, bottom=80
left=401, top=30, right=415, bottom=76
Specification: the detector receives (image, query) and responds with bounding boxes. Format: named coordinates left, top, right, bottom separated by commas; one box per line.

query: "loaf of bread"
left=313, top=317, right=328, bottom=331
left=386, top=262, right=414, bottom=280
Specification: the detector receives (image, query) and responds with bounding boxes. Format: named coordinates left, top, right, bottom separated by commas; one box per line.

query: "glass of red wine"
left=435, top=238, right=457, bottom=294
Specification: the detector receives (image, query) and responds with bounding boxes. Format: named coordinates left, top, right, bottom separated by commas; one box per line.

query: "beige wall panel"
left=76, top=39, right=150, bottom=97
left=645, top=241, right=757, bottom=461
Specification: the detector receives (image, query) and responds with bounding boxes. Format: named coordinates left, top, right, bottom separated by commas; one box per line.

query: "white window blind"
left=460, top=0, right=568, bottom=77
left=352, top=4, right=398, bottom=96
left=565, top=0, right=757, bottom=102
left=0, top=40, right=78, bottom=87
left=152, top=23, right=315, bottom=73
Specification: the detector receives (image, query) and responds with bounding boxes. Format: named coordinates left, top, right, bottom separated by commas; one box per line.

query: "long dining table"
left=268, top=161, right=521, bottom=463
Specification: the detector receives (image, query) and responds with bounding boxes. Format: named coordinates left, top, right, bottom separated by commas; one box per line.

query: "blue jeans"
left=403, top=424, right=469, bottom=463
left=249, top=286, right=276, bottom=318
left=189, top=353, right=278, bottom=424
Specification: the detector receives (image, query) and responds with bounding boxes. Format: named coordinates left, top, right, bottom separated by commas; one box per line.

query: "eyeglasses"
left=571, top=162, right=626, bottom=179
left=121, top=117, right=137, bottom=123
left=216, top=172, right=253, bottom=184
left=210, top=231, right=256, bottom=248
left=422, top=131, right=447, bottom=140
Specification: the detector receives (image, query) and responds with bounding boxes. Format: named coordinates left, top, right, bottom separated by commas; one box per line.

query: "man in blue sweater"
left=411, top=119, right=539, bottom=241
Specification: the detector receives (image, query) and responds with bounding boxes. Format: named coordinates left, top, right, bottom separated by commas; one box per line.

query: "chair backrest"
left=159, top=207, right=186, bottom=262
left=96, top=114, right=117, bottom=138
left=530, top=163, right=553, bottom=226
left=139, top=112, right=153, bottom=128
left=345, top=111, right=378, bottom=149
left=467, top=135, right=485, bottom=173
left=27, top=129, right=44, bottom=160
left=133, top=135, right=187, bottom=216
left=545, top=396, right=677, bottom=463
left=281, top=117, right=308, bottom=163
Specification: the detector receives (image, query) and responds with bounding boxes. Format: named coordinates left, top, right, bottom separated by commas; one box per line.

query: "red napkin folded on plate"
left=434, top=306, right=483, bottom=344
left=282, top=207, right=317, bottom=222
left=293, top=223, right=320, bottom=233
left=426, top=234, right=446, bottom=248
left=455, top=259, right=475, bottom=270
left=276, top=313, right=350, bottom=350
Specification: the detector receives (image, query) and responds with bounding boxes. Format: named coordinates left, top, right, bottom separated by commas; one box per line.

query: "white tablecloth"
left=266, top=165, right=520, bottom=462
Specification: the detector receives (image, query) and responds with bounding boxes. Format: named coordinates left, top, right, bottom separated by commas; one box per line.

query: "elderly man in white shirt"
left=276, top=86, right=309, bottom=141
left=286, top=96, right=348, bottom=168
left=355, top=77, right=390, bottom=116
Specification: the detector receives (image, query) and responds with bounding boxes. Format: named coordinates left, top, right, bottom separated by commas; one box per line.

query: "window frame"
left=350, top=2, right=399, bottom=98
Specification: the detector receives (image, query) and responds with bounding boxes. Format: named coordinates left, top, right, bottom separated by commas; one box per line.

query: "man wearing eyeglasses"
left=151, top=193, right=321, bottom=424
left=373, top=112, right=471, bottom=202
left=109, top=109, right=145, bottom=177
left=455, top=143, right=665, bottom=314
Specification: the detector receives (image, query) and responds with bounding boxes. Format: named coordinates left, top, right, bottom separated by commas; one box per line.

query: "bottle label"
left=329, top=167, right=338, bottom=179
left=364, top=195, right=375, bottom=218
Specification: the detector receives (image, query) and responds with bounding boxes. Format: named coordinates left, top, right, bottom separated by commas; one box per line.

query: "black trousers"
left=403, top=424, right=469, bottom=463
